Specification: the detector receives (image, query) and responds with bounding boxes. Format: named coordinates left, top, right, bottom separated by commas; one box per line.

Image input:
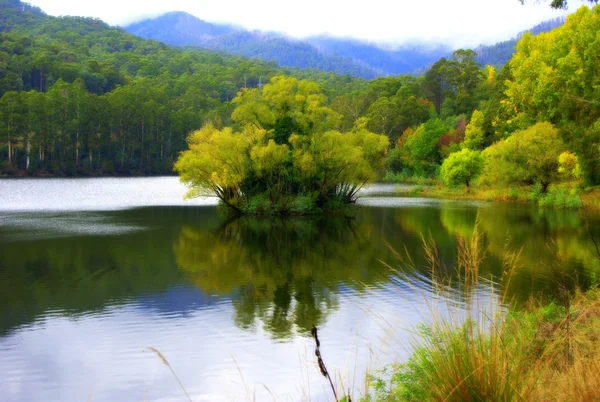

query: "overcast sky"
left=26, top=0, right=584, bottom=48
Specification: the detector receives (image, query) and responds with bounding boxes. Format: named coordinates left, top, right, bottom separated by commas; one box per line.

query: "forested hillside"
left=474, top=18, right=564, bottom=67
left=0, top=0, right=47, bottom=31
left=126, top=11, right=565, bottom=79
left=0, top=0, right=365, bottom=175
left=126, top=11, right=449, bottom=78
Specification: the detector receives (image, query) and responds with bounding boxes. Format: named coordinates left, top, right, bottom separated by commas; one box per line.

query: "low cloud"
left=28, top=0, right=585, bottom=48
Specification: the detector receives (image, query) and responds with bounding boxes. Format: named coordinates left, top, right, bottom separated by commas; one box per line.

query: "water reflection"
left=175, top=216, right=387, bottom=338
left=1, top=198, right=600, bottom=401
left=1, top=204, right=599, bottom=337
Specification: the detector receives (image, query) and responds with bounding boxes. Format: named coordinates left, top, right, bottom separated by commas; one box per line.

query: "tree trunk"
left=7, top=117, right=11, bottom=166
left=168, top=131, right=172, bottom=161
left=26, top=138, right=30, bottom=170
left=140, top=120, right=144, bottom=169
left=541, top=181, right=550, bottom=193
left=75, top=131, right=79, bottom=167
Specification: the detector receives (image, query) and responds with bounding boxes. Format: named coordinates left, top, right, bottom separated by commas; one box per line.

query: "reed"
left=147, top=346, right=193, bottom=402
left=370, top=223, right=600, bottom=402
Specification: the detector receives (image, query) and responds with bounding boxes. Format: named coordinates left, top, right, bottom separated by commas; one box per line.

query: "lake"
left=0, top=177, right=598, bottom=401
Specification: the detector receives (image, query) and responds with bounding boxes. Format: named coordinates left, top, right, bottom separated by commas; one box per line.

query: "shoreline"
left=391, top=181, right=600, bottom=211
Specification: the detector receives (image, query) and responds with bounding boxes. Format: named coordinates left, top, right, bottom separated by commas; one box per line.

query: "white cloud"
left=27, top=0, right=585, bottom=48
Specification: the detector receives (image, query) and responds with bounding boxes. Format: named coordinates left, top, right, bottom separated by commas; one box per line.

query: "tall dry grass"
left=372, top=223, right=600, bottom=402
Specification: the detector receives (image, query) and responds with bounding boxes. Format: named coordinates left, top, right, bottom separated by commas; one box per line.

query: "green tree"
left=506, top=5, right=600, bottom=184
left=402, top=118, right=451, bottom=176
left=176, top=76, right=388, bottom=214
left=462, top=110, right=486, bottom=150
left=440, top=148, right=484, bottom=190
left=366, top=96, right=401, bottom=138
left=482, top=122, right=565, bottom=192
left=424, top=58, right=452, bottom=115
left=174, top=124, right=254, bottom=211
left=447, top=50, right=484, bottom=115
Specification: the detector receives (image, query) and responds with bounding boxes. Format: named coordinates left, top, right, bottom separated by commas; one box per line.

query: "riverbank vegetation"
left=370, top=288, right=600, bottom=401
left=399, top=181, right=594, bottom=209
left=364, top=222, right=600, bottom=402
left=384, top=5, right=600, bottom=203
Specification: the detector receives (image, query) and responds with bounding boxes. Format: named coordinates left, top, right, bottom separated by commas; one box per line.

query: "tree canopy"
left=482, top=122, right=565, bottom=192
left=440, top=148, right=484, bottom=189
left=506, top=5, right=600, bottom=184
left=175, top=76, right=389, bottom=214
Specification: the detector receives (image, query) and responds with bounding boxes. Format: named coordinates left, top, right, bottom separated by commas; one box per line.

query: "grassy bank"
left=363, top=225, right=600, bottom=402
left=370, top=288, right=600, bottom=401
left=394, top=180, right=600, bottom=210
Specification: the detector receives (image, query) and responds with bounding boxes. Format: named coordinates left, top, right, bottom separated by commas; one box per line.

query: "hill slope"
left=0, top=0, right=48, bottom=31
left=474, top=18, right=565, bottom=67
left=126, top=12, right=450, bottom=78
left=0, top=0, right=367, bottom=176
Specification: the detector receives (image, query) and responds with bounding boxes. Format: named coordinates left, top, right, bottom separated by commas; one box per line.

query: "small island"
left=175, top=76, right=389, bottom=215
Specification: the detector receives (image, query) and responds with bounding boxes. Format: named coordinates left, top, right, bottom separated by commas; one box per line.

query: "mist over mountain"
left=126, top=11, right=567, bottom=78
left=125, top=12, right=450, bottom=78
left=474, top=17, right=565, bottom=67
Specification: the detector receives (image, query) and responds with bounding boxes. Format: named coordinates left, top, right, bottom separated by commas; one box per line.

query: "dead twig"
left=311, top=325, right=339, bottom=402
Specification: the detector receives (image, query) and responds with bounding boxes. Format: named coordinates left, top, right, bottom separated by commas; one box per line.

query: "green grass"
left=369, top=289, right=600, bottom=401
left=400, top=180, right=591, bottom=210
left=365, top=225, right=600, bottom=402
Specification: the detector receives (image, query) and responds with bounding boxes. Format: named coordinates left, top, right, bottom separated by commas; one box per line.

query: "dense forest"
left=2, top=0, right=600, bottom=194
left=0, top=0, right=365, bottom=175
left=474, top=17, right=564, bottom=67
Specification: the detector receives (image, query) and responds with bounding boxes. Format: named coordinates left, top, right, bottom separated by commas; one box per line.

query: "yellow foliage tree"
left=176, top=76, right=389, bottom=214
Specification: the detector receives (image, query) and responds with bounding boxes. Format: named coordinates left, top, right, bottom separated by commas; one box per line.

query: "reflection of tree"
left=439, top=206, right=478, bottom=240
left=477, top=207, right=600, bottom=302
left=174, top=217, right=388, bottom=338
left=3, top=204, right=598, bottom=339
left=393, top=204, right=600, bottom=304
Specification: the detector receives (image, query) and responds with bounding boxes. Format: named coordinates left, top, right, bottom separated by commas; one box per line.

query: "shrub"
left=440, top=148, right=484, bottom=190
left=482, top=122, right=565, bottom=192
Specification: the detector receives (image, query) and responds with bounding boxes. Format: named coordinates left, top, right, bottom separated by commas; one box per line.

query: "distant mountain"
left=307, top=37, right=449, bottom=76
left=125, top=11, right=236, bottom=45
left=474, top=18, right=565, bottom=67
left=125, top=12, right=450, bottom=78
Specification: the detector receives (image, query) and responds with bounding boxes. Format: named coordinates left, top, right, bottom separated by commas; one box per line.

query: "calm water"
left=0, top=178, right=598, bottom=402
